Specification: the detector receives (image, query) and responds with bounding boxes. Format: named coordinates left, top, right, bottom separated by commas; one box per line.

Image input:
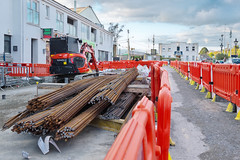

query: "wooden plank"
left=90, top=117, right=124, bottom=133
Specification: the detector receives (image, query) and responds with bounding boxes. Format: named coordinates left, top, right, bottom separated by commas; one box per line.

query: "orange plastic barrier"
left=170, top=60, right=177, bottom=69
left=2, top=63, right=50, bottom=77
left=151, top=62, right=165, bottom=103
left=180, top=61, right=188, bottom=77
left=236, top=65, right=240, bottom=107
left=89, top=60, right=160, bottom=70
left=202, top=63, right=212, bottom=92
left=212, top=64, right=237, bottom=103
left=189, top=62, right=202, bottom=84
left=105, top=96, right=161, bottom=160
left=157, top=87, right=172, bottom=160
left=160, top=68, right=171, bottom=90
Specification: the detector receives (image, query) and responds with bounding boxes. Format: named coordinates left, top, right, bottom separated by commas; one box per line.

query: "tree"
left=199, top=47, right=209, bottom=55
left=216, top=53, right=229, bottom=60
left=208, top=52, right=214, bottom=58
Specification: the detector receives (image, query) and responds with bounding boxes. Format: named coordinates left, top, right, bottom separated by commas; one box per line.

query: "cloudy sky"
left=55, top=0, right=240, bottom=52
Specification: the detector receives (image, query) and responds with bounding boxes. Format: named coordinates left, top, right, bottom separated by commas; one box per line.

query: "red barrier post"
left=157, top=87, right=172, bottom=160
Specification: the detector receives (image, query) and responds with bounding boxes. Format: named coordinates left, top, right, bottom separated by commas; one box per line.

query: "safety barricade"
left=160, top=68, right=171, bottom=90
left=157, top=87, right=172, bottom=160
left=201, top=63, right=212, bottom=92
left=189, top=62, right=202, bottom=85
left=180, top=62, right=188, bottom=77
left=105, top=96, right=161, bottom=160
left=212, top=64, right=237, bottom=103
left=151, top=63, right=160, bottom=103
left=0, top=63, right=50, bottom=77
left=32, top=64, right=51, bottom=77
left=236, top=65, right=240, bottom=107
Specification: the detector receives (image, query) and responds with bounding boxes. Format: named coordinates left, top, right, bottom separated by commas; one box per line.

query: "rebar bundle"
left=42, top=76, right=116, bottom=131
left=4, top=69, right=139, bottom=141
left=55, top=100, right=110, bottom=141
left=90, top=68, right=138, bottom=104
left=27, top=77, right=100, bottom=112
left=101, top=93, right=136, bottom=120
left=2, top=110, right=30, bottom=130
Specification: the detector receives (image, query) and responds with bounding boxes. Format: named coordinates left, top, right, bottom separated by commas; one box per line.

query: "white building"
left=159, top=42, right=199, bottom=61
left=0, top=0, right=113, bottom=64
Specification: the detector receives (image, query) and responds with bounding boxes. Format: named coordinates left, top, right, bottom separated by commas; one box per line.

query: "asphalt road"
left=167, top=66, right=240, bottom=160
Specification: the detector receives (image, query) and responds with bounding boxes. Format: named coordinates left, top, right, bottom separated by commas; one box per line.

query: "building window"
left=162, top=48, right=166, bottom=51
left=56, top=11, right=64, bottom=33
left=46, top=5, right=50, bottom=19
left=168, top=55, right=171, bottom=58
left=192, top=46, right=195, bottom=51
left=4, top=35, right=11, bottom=53
left=168, top=48, right=171, bottom=51
left=91, top=28, right=96, bottom=42
left=67, top=17, right=77, bottom=36
left=186, top=55, right=189, bottom=61
left=100, top=32, right=103, bottom=44
left=192, top=56, right=195, bottom=61
left=27, top=0, right=39, bottom=25
left=81, top=23, right=90, bottom=40
left=177, top=46, right=180, bottom=51
left=186, top=46, right=189, bottom=51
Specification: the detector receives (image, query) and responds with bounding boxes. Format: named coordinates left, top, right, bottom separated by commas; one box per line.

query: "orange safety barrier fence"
left=89, top=60, right=160, bottom=70
left=189, top=62, right=202, bottom=84
left=212, top=64, right=237, bottom=103
left=160, top=68, right=171, bottom=91
left=172, top=60, right=240, bottom=108
left=236, top=65, right=240, bottom=107
left=180, top=61, right=189, bottom=77
left=202, top=63, right=212, bottom=92
left=1, top=63, right=50, bottom=77
left=105, top=96, right=161, bottom=160
left=157, top=87, right=172, bottom=160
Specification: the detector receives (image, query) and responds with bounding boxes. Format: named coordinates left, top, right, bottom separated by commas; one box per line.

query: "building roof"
left=71, top=6, right=102, bottom=26
left=71, top=7, right=88, bottom=14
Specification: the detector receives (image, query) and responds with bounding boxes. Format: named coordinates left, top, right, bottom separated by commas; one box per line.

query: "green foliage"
left=209, top=52, right=214, bottom=58
left=216, top=53, right=229, bottom=60
left=199, top=47, right=209, bottom=55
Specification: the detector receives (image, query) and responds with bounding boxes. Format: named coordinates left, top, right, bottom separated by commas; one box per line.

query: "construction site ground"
left=0, top=86, right=115, bottom=160
left=1, top=66, right=240, bottom=160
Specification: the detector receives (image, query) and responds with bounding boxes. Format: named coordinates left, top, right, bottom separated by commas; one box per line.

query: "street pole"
left=127, top=30, right=130, bottom=60
left=153, top=35, right=155, bottom=50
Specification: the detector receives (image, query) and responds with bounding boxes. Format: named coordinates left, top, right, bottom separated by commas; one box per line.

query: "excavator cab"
left=50, top=37, right=90, bottom=75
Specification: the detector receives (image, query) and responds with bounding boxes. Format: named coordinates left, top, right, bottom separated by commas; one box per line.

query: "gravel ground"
left=0, top=85, right=115, bottom=160
left=166, top=66, right=240, bottom=160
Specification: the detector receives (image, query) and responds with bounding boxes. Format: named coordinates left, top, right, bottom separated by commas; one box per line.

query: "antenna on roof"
left=74, top=0, right=77, bottom=12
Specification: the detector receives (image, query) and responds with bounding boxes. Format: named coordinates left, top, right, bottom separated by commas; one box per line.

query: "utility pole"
left=220, top=34, right=223, bottom=54
left=153, top=35, right=155, bottom=50
left=127, top=30, right=130, bottom=60
left=230, top=29, right=232, bottom=57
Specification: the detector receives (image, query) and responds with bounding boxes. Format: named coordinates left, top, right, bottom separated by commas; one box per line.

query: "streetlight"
left=234, top=38, right=238, bottom=56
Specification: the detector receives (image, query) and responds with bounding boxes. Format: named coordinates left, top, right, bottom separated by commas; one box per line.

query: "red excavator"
left=50, top=36, right=99, bottom=81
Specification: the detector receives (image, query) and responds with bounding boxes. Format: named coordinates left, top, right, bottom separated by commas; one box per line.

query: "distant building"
left=159, top=42, right=199, bottom=61
left=0, top=1, right=113, bottom=64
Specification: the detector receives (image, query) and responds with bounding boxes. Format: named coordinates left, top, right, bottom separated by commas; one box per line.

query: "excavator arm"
left=80, top=42, right=99, bottom=74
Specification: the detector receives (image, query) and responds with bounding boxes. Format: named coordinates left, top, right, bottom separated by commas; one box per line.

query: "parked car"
left=226, top=58, right=240, bottom=64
